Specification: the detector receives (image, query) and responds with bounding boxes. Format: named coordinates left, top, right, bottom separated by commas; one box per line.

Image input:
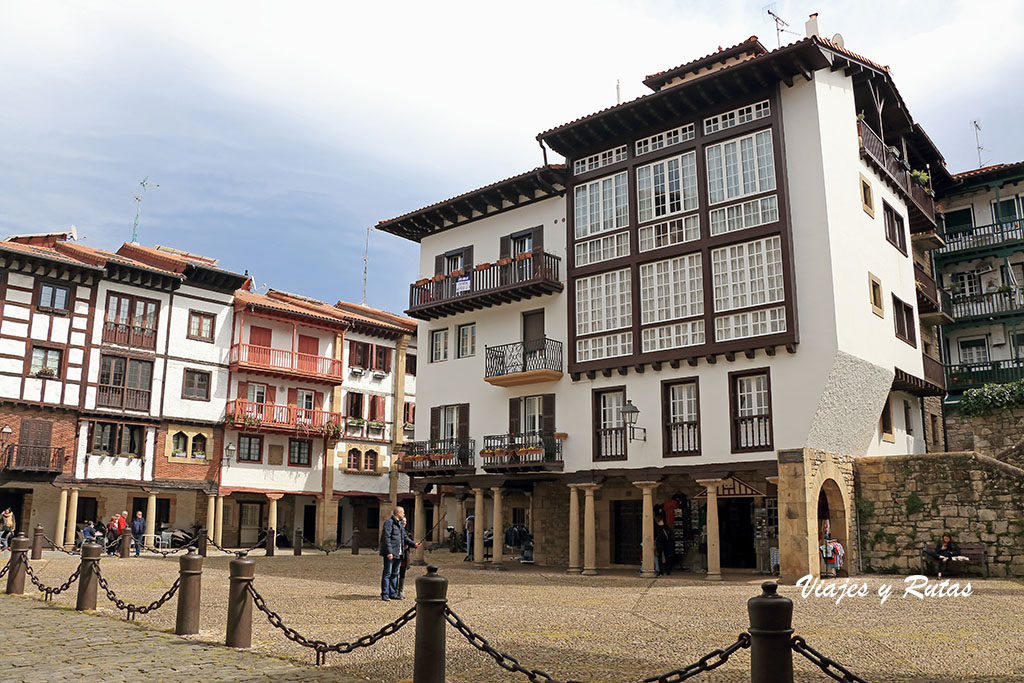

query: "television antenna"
left=762, top=5, right=801, bottom=47
left=361, top=225, right=372, bottom=305
left=131, top=177, right=159, bottom=244
left=972, top=120, right=988, bottom=169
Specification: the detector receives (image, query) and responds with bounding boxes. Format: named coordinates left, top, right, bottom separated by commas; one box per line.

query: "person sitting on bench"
left=923, top=533, right=960, bottom=578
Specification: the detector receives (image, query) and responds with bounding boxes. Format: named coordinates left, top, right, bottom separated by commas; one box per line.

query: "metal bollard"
left=265, top=527, right=275, bottom=557
left=225, top=553, right=255, bottom=648
left=31, top=524, right=44, bottom=560
left=293, top=528, right=302, bottom=556
left=351, top=528, right=360, bottom=555
left=748, top=581, right=794, bottom=683
left=175, top=548, right=203, bottom=635
left=5, top=534, right=30, bottom=595
left=76, top=542, right=102, bottom=610
left=198, top=527, right=208, bottom=557
left=414, top=565, right=449, bottom=683
left=120, top=527, right=131, bottom=558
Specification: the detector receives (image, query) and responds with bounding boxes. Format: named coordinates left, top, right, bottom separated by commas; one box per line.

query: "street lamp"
left=224, top=442, right=236, bottom=465
left=620, top=400, right=646, bottom=442
left=0, top=424, right=12, bottom=446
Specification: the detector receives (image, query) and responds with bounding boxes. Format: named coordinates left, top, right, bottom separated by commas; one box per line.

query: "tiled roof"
left=0, top=240, right=104, bottom=270
left=642, top=36, right=766, bottom=89
left=953, top=160, right=1024, bottom=180
left=334, top=300, right=417, bottom=332
left=235, top=289, right=347, bottom=326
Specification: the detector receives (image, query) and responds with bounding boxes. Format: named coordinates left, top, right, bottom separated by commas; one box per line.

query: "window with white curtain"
left=636, top=151, right=698, bottom=223
left=706, top=129, right=776, bottom=205
left=574, top=172, right=628, bottom=239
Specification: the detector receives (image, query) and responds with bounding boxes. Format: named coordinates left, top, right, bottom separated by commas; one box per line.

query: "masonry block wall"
left=946, top=407, right=1024, bottom=469
left=855, top=453, right=1024, bottom=577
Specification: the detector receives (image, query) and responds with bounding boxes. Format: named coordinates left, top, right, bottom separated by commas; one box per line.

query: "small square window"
left=457, top=323, right=476, bottom=358
left=288, top=439, right=312, bottom=466
left=238, top=435, right=262, bottom=463
left=187, top=311, right=215, bottom=342
left=38, top=283, right=71, bottom=311
left=182, top=369, right=211, bottom=400
left=859, top=174, right=874, bottom=218
left=868, top=273, right=884, bottom=318
left=30, top=347, right=61, bottom=377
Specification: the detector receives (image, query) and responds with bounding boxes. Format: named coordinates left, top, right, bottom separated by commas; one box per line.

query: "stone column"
left=697, top=479, right=723, bottom=581
left=267, top=495, right=279, bottom=552
left=65, top=488, right=79, bottom=548
left=433, top=494, right=445, bottom=544
left=580, top=484, right=601, bottom=576
left=145, top=492, right=157, bottom=542
left=54, top=488, right=68, bottom=548
left=634, top=481, right=660, bottom=578
left=412, top=491, right=426, bottom=565
left=472, top=488, right=485, bottom=568
left=567, top=484, right=581, bottom=573
left=491, top=487, right=503, bottom=569
left=206, top=494, right=216, bottom=538
left=214, top=495, right=225, bottom=546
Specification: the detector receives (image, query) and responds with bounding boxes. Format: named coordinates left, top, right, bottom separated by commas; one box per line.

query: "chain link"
left=791, top=636, right=868, bottom=683
left=444, top=606, right=586, bottom=683
left=642, top=633, right=751, bottom=683
left=23, top=560, right=81, bottom=601
left=92, top=563, right=180, bottom=621
left=246, top=581, right=415, bottom=666
left=41, top=534, right=81, bottom=556
left=141, top=536, right=199, bottom=558
left=0, top=558, right=10, bottom=580
left=303, top=540, right=337, bottom=555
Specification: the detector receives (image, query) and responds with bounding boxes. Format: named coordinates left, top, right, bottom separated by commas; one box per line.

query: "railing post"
left=294, top=528, right=302, bottom=556
left=120, top=526, right=132, bottom=558
left=351, top=528, right=360, bottom=555
left=76, top=542, right=101, bottom=610
left=198, top=527, right=208, bottom=557
left=265, top=527, right=275, bottom=557
left=31, top=523, right=44, bottom=560
left=5, top=533, right=29, bottom=595
left=748, top=581, right=794, bottom=683
left=175, top=548, right=203, bottom=635
left=414, top=565, right=449, bottom=683
left=226, top=553, right=255, bottom=648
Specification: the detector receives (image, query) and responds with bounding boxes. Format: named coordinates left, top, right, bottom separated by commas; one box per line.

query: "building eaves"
left=235, top=289, right=348, bottom=327
left=641, top=36, right=767, bottom=91
left=0, top=241, right=105, bottom=271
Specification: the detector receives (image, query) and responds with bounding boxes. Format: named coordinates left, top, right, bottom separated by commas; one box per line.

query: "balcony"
left=1, top=445, right=65, bottom=473
left=484, top=338, right=563, bottom=387
left=857, top=121, right=936, bottom=232
left=733, top=415, right=772, bottom=452
left=407, top=250, right=563, bottom=321
left=948, top=289, right=1024, bottom=322
left=102, top=322, right=157, bottom=351
left=594, top=426, right=626, bottom=461
left=398, top=438, right=476, bottom=477
left=946, top=359, right=1024, bottom=393
left=96, top=385, right=151, bottom=412
left=665, top=421, right=700, bottom=456
left=480, top=431, right=564, bottom=473
left=914, top=264, right=953, bottom=325
left=936, top=218, right=1024, bottom=261
left=226, top=400, right=345, bottom=438
left=922, top=354, right=946, bottom=391
left=230, top=343, right=344, bottom=384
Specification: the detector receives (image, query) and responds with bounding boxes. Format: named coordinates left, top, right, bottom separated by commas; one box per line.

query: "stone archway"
left=817, top=477, right=849, bottom=574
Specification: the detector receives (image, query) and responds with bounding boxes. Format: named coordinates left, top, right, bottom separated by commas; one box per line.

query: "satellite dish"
left=69, top=225, right=78, bottom=241
left=832, top=33, right=845, bottom=48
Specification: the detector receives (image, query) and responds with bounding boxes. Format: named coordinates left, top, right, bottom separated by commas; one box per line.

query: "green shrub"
left=960, top=379, right=1024, bottom=416
left=905, top=492, right=925, bottom=517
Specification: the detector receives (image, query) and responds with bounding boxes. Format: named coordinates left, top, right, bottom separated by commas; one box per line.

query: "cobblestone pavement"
left=4, top=549, right=1024, bottom=682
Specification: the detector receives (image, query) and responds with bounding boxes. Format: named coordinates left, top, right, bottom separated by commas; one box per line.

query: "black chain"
left=0, top=558, right=10, bottom=580
left=141, top=536, right=198, bottom=558
left=246, top=581, right=415, bottom=666
left=444, top=606, right=586, bottom=683
left=205, top=535, right=242, bottom=555
left=642, top=633, right=751, bottom=683
left=92, top=563, right=180, bottom=621
left=304, top=540, right=337, bottom=555
left=23, top=560, right=81, bottom=601
left=792, top=636, right=869, bottom=683
left=42, top=534, right=81, bottom=556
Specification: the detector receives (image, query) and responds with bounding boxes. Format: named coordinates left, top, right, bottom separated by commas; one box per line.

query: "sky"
left=1, top=0, right=1021, bottom=315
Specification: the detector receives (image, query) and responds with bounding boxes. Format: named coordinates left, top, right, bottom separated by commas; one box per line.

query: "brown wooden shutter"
left=19, top=419, right=52, bottom=448
left=463, top=246, right=473, bottom=270
left=287, top=388, right=297, bottom=408
left=532, top=225, right=544, bottom=252
left=457, top=403, right=470, bottom=440
left=265, top=385, right=276, bottom=405
left=434, top=254, right=444, bottom=275
left=383, top=348, right=392, bottom=372
left=297, top=334, right=318, bottom=355
left=541, top=394, right=556, bottom=434
left=237, top=381, right=249, bottom=400
left=249, top=326, right=272, bottom=347
left=508, top=397, right=521, bottom=434
left=430, top=407, right=440, bottom=440
left=499, top=235, right=511, bottom=259
left=313, top=391, right=323, bottom=412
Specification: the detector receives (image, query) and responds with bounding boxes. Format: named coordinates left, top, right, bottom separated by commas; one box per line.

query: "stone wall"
left=946, top=407, right=1024, bottom=469
left=855, top=452, right=1024, bottom=577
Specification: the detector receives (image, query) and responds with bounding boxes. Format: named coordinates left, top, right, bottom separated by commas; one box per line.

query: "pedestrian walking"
left=0, top=506, right=15, bottom=550
left=378, top=506, right=419, bottom=601
left=105, top=515, right=120, bottom=556
left=464, top=513, right=474, bottom=561
left=131, top=511, right=146, bottom=557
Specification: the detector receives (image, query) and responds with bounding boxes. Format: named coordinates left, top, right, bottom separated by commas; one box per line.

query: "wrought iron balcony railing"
left=2, top=444, right=65, bottom=472
left=484, top=338, right=563, bottom=385
left=937, top=218, right=1024, bottom=258
left=399, top=438, right=476, bottom=474
left=480, top=431, right=564, bottom=470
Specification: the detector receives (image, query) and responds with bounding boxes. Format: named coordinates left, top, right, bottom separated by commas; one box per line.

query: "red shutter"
left=349, top=340, right=359, bottom=367
left=249, top=326, right=272, bottom=347
left=237, top=381, right=248, bottom=400
left=287, top=388, right=297, bottom=407
left=313, top=391, right=323, bottom=412
left=265, top=386, right=276, bottom=405
left=430, top=407, right=440, bottom=441
left=369, top=344, right=376, bottom=371
left=383, top=348, right=392, bottom=372
left=378, top=396, right=387, bottom=421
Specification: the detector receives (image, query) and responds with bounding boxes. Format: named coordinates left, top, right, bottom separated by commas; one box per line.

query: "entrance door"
left=0, top=489, right=25, bottom=535
left=17, top=419, right=53, bottom=470
left=303, top=504, right=316, bottom=543
left=613, top=500, right=643, bottom=565
left=239, top=503, right=261, bottom=546
left=522, top=311, right=545, bottom=371
left=718, top=498, right=756, bottom=569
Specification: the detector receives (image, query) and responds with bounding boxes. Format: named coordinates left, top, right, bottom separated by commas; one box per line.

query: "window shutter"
left=499, top=235, right=511, bottom=259
left=542, top=394, right=556, bottom=434
left=508, top=397, right=521, bottom=434
left=287, top=388, right=297, bottom=407
left=349, top=340, right=358, bottom=366
left=313, top=391, right=323, bottom=412
left=463, top=246, right=474, bottom=270
left=237, top=381, right=248, bottom=400
left=430, top=407, right=440, bottom=441
left=457, top=403, right=470, bottom=440
left=88, top=421, right=96, bottom=453
left=434, top=254, right=444, bottom=275
left=369, top=344, right=376, bottom=370
left=532, top=225, right=544, bottom=252
left=383, top=348, right=392, bottom=372
left=265, top=386, right=276, bottom=406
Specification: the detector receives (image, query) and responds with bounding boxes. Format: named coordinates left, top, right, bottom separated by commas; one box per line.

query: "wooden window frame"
left=27, top=345, right=62, bottom=379
left=880, top=396, right=895, bottom=443
left=728, top=368, right=774, bottom=454
left=103, top=291, right=161, bottom=350
left=350, top=341, right=371, bottom=369
left=883, top=201, right=907, bottom=255
left=237, top=434, right=263, bottom=463
left=171, top=431, right=189, bottom=457
left=35, top=280, right=72, bottom=314
left=406, top=354, right=417, bottom=376
left=181, top=368, right=212, bottom=401
left=661, top=377, right=701, bottom=457
left=346, top=448, right=361, bottom=470
left=903, top=399, right=914, bottom=436
left=456, top=323, right=476, bottom=359
left=346, top=391, right=364, bottom=419
left=363, top=449, right=378, bottom=471
left=190, top=433, right=207, bottom=459
left=88, top=421, right=145, bottom=458
left=868, top=273, right=884, bottom=318
left=97, top=354, right=153, bottom=411
left=891, top=295, right=917, bottom=348
left=287, top=438, right=313, bottom=467
left=591, top=386, right=627, bottom=462
left=859, top=174, right=875, bottom=218
left=187, top=310, right=216, bottom=343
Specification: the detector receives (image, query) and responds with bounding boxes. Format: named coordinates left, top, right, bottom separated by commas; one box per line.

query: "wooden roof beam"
left=792, top=57, right=813, bottom=82
left=770, top=62, right=793, bottom=88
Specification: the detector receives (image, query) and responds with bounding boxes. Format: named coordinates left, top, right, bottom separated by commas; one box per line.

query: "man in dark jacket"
left=131, top=511, right=146, bottom=557
left=379, top=507, right=418, bottom=601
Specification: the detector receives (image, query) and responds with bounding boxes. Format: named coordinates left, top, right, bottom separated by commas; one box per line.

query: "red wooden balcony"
left=102, top=322, right=157, bottom=350
left=229, top=343, right=344, bottom=383
left=226, top=400, right=344, bottom=436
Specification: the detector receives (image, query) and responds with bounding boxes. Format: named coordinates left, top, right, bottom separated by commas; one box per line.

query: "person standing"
left=106, top=515, right=120, bottom=556
left=463, top=513, right=474, bottom=562
left=378, top=506, right=418, bottom=601
left=0, top=507, right=15, bottom=550
left=131, top=511, right=146, bottom=557
left=395, top=517, right=416, bottom=600
left=118, top=511, right=128, bottom=535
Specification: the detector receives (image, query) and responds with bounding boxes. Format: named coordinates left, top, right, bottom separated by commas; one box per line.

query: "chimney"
left=805, top=13, right=822, bottom=38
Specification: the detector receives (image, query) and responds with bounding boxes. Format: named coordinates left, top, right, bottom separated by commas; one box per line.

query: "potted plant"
left=515, top=251, right=533, bottom=261
left=403, top=423, right=414, bottom=431
left=35, top=367, right=56, bottom=378
left=450, top=269, right=465, bottom=277
left=367, top=420, right=385, bottom=430
left=496, top=257, right=513, bottom=266
left=432, top=274, right=446, bottom=283
left=415, top=278, right=430, bottom=286
left=910, top=169, right=930, bottom=188
left=348, top=417, right=365, bottom=427
left=553, top=432, right=568, bottom=440
left=475, top=263, right=491, bottom=271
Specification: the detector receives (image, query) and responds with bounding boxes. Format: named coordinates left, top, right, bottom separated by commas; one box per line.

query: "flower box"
left=553, top=432, right=568, bottom=440
left=347, top=418, right=365, bottom=426
left=432, top=274, right=446, bottom=283
left=367, top=421, right=385, bottom=430
left=493, top=449, right=509, bottom=458
left=415, top=278, right=430, bottom=286
left=450, top=269, right=465, bottom=277
left=515, top=252, right=533, bottom=261
left=496, top=257, right=513, bottom=266
left=35, top=368, right=56, bottom=378
left=403, top=423, right=415, bottom=431
left=475, top=263, right=491, bottom=271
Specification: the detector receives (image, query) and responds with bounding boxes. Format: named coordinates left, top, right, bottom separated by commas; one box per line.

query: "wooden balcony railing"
left=408, top=250, right=562, bottom=321
left=102, top=322, right=157, bottom=350
left=230, top=343, right=344, bottom=381
left=733, top=415, right=772, bottom=452
left=2, top=444, right=65, bottom=472
left=948, top=289, right=1024, bottom=320
left=938, top=218, right=1024, bottom=257
left=946, top=359, right=1024, bottom=392
left=922, top=354, right=945, bottom=389
left=96, top=385, right=151, bottom=411
left=665, top=421, right=700, bottom=456
left=480, top=431, right=564, bottom=470
left=399, top=438, right=476, bottom=474
left=594, top=426, right=626, bottom=460
left=226, top=400, right=344, bottom=433
left=915, top=264, right=953, bottom=321
left=857, top=121, right=936, bottom=228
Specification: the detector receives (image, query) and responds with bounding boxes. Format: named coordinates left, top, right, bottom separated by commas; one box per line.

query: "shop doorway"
left=303, top=504, right=316, bottom=543
left=239, top=502, right=262, bottom=546
left=613, top=500, right=642, bottom=564
left=718, top=498, right=756, bottom=569
left=0, top=489, right=26, bottom=534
